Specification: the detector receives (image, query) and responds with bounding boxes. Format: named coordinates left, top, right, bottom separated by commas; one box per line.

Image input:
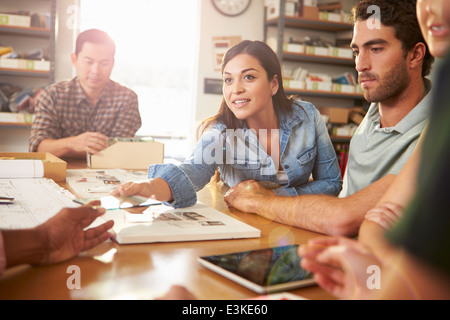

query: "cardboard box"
left=299, top=6, right=319, bottom=20
left=0, top=112, right=33, bottom=124
left=283, top=43, right=305, bottom=54
left=319, top=11, right=342, bottom=22
left=319, top=107, right=367, bottom=125
left=0, top=58, right=50, bottom=71
left=88, top=141, right=164, bottom=170
left=306, top=80, right=332, bottom=92
left=0, top=152, right=67, bottom=181
left=334, top=124, right=358, bottom=137
left=284, top=79, right=305, bottom=90
left=349, top=107, right=366, bottom=125
left=318, top=107, right=350, bottom=124
left=266, top=0, right=297, bottom=19
left=305, top=45, right=329, bottom=56
left=330, top=47, right=354, bottom=59
left=0, top=13, right=31, bottom=27
left=333, top=83, right=355, bottom=94
left=304, top=0, right=318, bottom=6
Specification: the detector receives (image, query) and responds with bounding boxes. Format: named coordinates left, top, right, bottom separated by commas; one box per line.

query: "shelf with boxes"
left=0, top=24, right=52, bottom=37
left=0, top=10, right=54, bottom=78
left=0, top=0, right=56, bottom=128
left=264, top=0, right=363, bottom=100
left=264, top=0, right=366, bottom=173
left=0, top=111, right=33, bottom=125
left=319, top=105, right=365, bottom=175
left=265, top=13, right=353, bottom=32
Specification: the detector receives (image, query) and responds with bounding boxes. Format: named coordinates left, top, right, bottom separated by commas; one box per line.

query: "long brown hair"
left=199, top=40, right=296, bottom=182
left=200, top=40, right=294, bottom=133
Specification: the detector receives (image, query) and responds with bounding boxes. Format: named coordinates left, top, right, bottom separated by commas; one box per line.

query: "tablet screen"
left=199, top=245, right=314, bottom=293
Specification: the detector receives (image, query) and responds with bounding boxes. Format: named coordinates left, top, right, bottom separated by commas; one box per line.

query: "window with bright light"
left=79, top=0, right=199, bottom=143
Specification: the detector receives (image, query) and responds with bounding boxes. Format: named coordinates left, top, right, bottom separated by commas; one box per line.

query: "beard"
left=359, top=60, right=410, bottom=103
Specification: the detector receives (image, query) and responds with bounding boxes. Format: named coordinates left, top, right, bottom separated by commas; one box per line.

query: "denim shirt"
left=148, top=100, right=342, bottom=208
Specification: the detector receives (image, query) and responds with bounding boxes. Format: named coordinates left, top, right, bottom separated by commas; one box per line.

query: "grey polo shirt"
left=341, top=85, right=432, bottom=197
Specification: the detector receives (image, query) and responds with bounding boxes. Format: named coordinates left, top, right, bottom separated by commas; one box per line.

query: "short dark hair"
left=75, top=29, right=116, bottom=57
left=350, top=0, right=434, bottom=77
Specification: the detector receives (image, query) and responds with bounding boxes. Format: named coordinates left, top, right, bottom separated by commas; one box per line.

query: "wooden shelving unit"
left=264, top=2, right=362, bottom=101
left=0, top=24, right=55, bottom=81
left=286, top=88, right=364, bottom=100
left=0, top=24, right=52, bottom=37
left=282, top=51, right=356, bottom=66
left=0, top=0, right=56, bottom=128
left=266, top=15, right=354, bottom=32
left=264, top=0, right=364, bottom=172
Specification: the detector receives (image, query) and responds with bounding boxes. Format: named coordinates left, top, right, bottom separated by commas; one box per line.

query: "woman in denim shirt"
left=112, top=40, right=342, bottom=208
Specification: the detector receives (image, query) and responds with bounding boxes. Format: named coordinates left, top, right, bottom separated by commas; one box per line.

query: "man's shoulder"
left=35, top=79, right=77, bottom=105
left=106, top=80, right=136, bottom=96
left=43, top=78, right=77, bottom=94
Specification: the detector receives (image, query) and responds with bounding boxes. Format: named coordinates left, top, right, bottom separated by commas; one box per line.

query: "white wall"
left=53, top=0, right=265, bottom=134
left=54, top=0, right=78, bottom=82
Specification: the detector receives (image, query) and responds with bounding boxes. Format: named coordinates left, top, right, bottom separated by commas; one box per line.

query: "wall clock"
left=211, top=0, right=251, bottom=17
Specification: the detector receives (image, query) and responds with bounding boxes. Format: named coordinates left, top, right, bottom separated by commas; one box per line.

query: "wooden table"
left=0, top=159, right=335, bottom=300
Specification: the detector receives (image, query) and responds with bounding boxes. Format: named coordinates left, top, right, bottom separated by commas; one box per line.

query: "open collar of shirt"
left=368, top=79, right=432, bottom=134
left=214, top=101, right=305, bottom=151
left=279, top=101, right=305, bottom=131
left=238, top=106, right=304, bottom=144
left=73, top=77, right=112, bottom=107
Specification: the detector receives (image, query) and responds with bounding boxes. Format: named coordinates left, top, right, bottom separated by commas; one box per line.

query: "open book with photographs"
left=67, top=168, right=260, bottom=244
left=91, top=201, right=261, bottom=244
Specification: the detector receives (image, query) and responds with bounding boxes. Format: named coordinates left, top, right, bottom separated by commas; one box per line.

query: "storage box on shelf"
left=0, top=111, right=33, bottom=125
left=0, top=12, right=31, bottom=27
left=330, top=47, right=353, bottom=58
left=319, top=11, right=342, bottom=23
left=0, top=0, right=55, bottom=81
left=0, top=58, right=50, bottom=71
left=0, top=0, right=56, bottom=129
left=264, top=0, right=366, bottom=151
left=265, top=0, right=298, bottom=19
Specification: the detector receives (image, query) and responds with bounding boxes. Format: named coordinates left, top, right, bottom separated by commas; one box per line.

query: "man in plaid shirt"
left=29, top=29, right=141, bottom=158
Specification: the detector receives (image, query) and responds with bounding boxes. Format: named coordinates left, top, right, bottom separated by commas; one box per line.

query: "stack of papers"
left=0, top=178, right=75, bottom=229
left=0, top=159, right=44, bottom=179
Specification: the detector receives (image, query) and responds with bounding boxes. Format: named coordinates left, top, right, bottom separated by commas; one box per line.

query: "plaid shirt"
left=29, top=77, right=142, bottom=152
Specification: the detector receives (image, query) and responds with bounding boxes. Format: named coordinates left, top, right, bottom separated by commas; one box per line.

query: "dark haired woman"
left=112, top=40, right=342, bottom=208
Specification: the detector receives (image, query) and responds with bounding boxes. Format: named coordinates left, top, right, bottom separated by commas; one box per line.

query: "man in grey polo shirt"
left=223, top=0, right=434, bottom=237
left=341, top=80, right=431, bottom=197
